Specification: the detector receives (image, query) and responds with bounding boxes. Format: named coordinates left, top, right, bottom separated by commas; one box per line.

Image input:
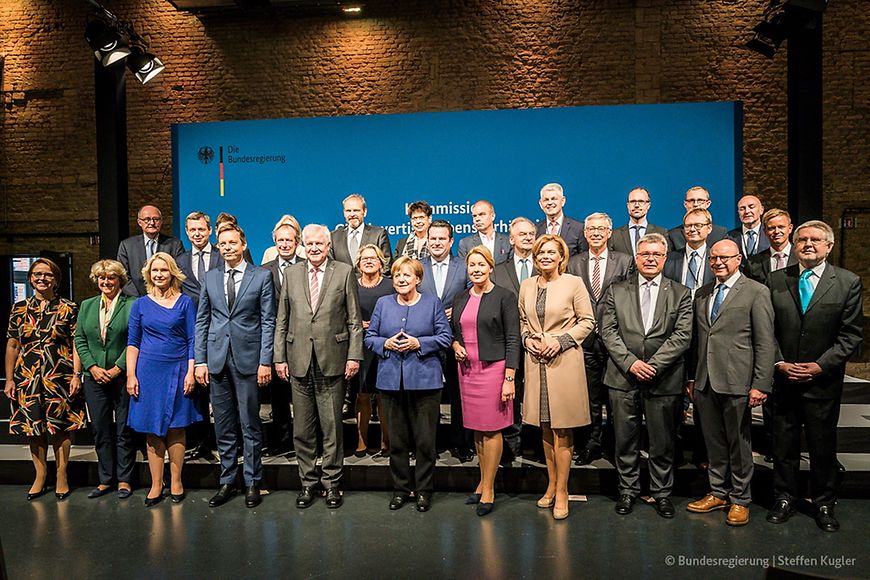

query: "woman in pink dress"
left=451, top=246, right=520, bottom=516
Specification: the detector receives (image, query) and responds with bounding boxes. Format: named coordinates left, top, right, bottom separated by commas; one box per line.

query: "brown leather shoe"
left=726, top=504, right=750, bottom=526
left=687, top=494, right=730, bottom=513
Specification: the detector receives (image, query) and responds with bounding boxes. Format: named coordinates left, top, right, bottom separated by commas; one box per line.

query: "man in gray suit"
left=274, top=224, right=364, bottom=510
left=457, top=200, right=512, bottom=264
left=567, top=212, right=632, bottom=465
left=686, top=239, right=775, bottom=526
left=195, top=223, right=275, bottom=509
left=329, top=194, right=393, bottom=268
left=610, top=187, right=669, bottom=257
left=117, top=204, right=184, bottom=296
left=600, top=232, right=693, bottom=518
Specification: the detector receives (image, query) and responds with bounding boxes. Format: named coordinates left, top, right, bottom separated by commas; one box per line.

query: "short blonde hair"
left=89, top=259, right=129, bottom=287
left=465, top=245, right=494, bottom=269
left=391, top=256, right=424, bottom=283
left=142, top=252, right=185, bottom=295
left=683, top=208, right=713, bottom=225
left=532, top=234, right=569, bottom=274
left=354, top=243, right=388, bottom=272
left=762, top=208, right=791, bottom=227
left=217, top=222, right=247, bottom=245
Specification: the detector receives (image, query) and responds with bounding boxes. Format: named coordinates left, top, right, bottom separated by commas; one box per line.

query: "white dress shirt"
left=432, top=256, right=450, bottom=299
left=769, top=243, right=792, bottom=271
left=193, top=243, right=214, bottom=279
left=638, top=273, right=663, bottom=334
left=477, top=231, right=496, bottom=256
left=514, top=253, right=533, bottom=282
left=587, top=249, right=609, bottom=284
left=346, top=225, right=364, bottom=256
left=799, top=261, right=826, bottom=292
left=223, top=261, right=247, bottom=303
left=306, top=258, right=327, bottom=293
left=682, top=243, right=708, bottom=289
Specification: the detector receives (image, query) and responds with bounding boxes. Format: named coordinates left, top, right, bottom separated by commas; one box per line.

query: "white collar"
left=225, top=261, right=247, bottom=274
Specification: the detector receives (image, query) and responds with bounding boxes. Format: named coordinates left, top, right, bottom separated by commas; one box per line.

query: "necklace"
left=360, top=276, right=382, bottom=288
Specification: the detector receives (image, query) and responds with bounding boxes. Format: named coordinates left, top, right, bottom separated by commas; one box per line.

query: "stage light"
left=127, top=47, right=165, bottom=84
left=341, top=3, right=363, bottom=14
left=85, top=19, right=131, bottom=66
left=745, top=0, right=828, bottom=58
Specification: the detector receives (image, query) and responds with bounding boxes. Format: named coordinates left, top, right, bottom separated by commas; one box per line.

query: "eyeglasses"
left=514, top=232, right=536, bottom=238
left=359, top=257, right=380, bottom=263
left=683, top=223, right=710, bottom=231
left=709, top=255, right=739, bottom=263
left=585, top=226, right=611, bottom=233
left=627, top=200, right=650, bottom=206
left=637, top=252, right=666, bottom=260
left=796, top=236, right=828, bottom=245
left=138, top=217, right=162, bottom=223
left=31, top=272, right=56, bottom=279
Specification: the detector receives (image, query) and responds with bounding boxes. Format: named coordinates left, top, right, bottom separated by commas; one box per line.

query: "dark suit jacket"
left=663, top=247, right=715, bottom=288
left=726, top=226, right=771, bottom=261
left=262, top=256, right=301, bottom=302
left=746, top=247, right=797, bottom=284
left=329, top=224, right=393, bottom=266
left=599, top=276, right=693, bottom=396
left=767, top=263, right=863, bottom=399
left=450, top=284, right=521, bottom=369
left=177, top=246, right=225, bottom=304
left=667, top=223, right=728, bottom=252
left=420, top=256, right=469, bottom=309
left=117, top=233, right=185, bottom=296
left=610, top=223, right=669, bottom=255
left=74, top=293, right=136, bottom=377
left=457, top=232, right=512, bottom=265
left=566, top=250, right=633, bottom=349
left=491, top=258, right=537, bottom=297
left=535, top=215, right=587, bottom=256
left=689, top=275, right=775, bottom=395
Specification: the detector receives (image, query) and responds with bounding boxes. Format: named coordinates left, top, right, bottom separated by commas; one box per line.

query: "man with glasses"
left=667, top=186, right=728, bottom=252
left=765, top=221, right=863, bottom=532
left=600, top=233, right=692, bottom=518
left=610, top=187, right=669, bottom=256
left=117, top=205, right=184, bottom=296
left=534, top=182, right=587, bottom=256
left=664, top=208, right=716, bottom=296
left=567, top=213, right=632, bottom=465
left=686, top=240, right=775, bottom=526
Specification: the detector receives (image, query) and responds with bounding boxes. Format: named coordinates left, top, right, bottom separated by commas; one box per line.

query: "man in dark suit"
left=195, top=223, right=276, bottom=509
left=765, top=220, right=863, bottom=533
left=274, top=224, right=363, bottom=510
left=117, top=204, right=184, bottom=296
left=420, top=219, right=472, bottom=460
left=664, top=208, right=716, bottom=296
left=329, top=193, right=393, bottom=267
left=667, top=186, right=728, bottom=251
left=261, top=219, right=303, bottom=457
left=726, top=195, right=770, bottom=262
left=610, top=187, right=669, bottom=257
left=491, top=216, right=537, bottom=461
left=534, top=182, right=586, bottom=256
left=567, top=212, right=632, bottom=465
left=600, top=232, right=693, bottom=518
left=747, top=208, right=797, bottom=284
left=686, top=240, right=775, bottom=527
left=457, top=200, right=512, bottom=265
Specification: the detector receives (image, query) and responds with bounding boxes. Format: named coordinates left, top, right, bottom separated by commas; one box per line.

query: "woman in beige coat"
left=519, top=234, right=595, bottom=520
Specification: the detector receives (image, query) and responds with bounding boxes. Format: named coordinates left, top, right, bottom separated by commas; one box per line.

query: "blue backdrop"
left=172, top=102, right=742, bottom=261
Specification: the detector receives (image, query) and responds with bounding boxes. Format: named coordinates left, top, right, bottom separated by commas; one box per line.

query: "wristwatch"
left=73, top=372, right=83, bottom=378
left=504, top=376, right=515, bottom=382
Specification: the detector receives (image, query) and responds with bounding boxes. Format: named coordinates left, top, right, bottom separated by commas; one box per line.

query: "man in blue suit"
left=726, top=195, right=770, bottom=262
left=420, top=220, right=472, bottom=460
left=664, top=208, right=716, bottom=296
left=534, top=183, right=587, bottom=256
left=457, top=200, right=512, bottom=265
left=195, top=223, right=275, bottom=509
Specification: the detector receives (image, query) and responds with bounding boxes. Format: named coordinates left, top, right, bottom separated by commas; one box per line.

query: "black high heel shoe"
left=26, top=487, right=49, bottom=501
left=144, top=494, right=164, bottom=508
left=55, top=489, right=72, bottom=501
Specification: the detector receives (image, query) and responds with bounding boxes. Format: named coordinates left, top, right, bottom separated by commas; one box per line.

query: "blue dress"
left=126, top=294, right=202, bottom=436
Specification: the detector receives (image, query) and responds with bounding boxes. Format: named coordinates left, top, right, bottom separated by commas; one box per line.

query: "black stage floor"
left=0, top=486, right=866, bottom=580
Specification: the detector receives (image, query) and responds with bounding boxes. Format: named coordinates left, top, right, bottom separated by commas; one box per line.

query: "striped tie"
left=309, top=266, right=320, bottom=310
left=591, top=256, right=602, bottom=301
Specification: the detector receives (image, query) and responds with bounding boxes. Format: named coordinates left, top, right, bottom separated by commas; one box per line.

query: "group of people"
left=3, top=184, right=862, bottom=531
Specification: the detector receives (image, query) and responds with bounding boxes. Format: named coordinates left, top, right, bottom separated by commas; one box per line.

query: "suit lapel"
left=710, top=276, right=743, bottom=325
left=627, top=277, right=644, bottom=333
left=231, top=267, right=255, bottom=315
left=784, top=265, right=802, bottom=313
left=804, top=265, right=835, bottom=314
left=506, top=263, right=520, bottom=294
left=650, top=278, right=670, bottom=334
left=602, top=253, right=617, bottom=289
left=314, top=262, right=335, bottom=315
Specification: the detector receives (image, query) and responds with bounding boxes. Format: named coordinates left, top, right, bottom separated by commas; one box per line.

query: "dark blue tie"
left=710, top=283, right=727, bottom=322
left=686, top=251, right=699, bottom=289
left=746, top=230, right=757, bottom=256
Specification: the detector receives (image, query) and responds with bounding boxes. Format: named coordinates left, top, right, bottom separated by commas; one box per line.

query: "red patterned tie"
left=591, top=256, right=602, bottom=301
left=549, top=221, right=559, bottom=235
left=309, top=266, right=320, bottom=309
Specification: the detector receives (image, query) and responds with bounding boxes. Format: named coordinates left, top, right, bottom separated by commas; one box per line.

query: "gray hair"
left=302, top=223, right=331, bottom=244
left=637, top=232, right=668, bottom=251
left=794, top=220, right=834, bottom=244
left=584, top=212, right=612, bottom=229
left=540, top=183, right=564, bottom=198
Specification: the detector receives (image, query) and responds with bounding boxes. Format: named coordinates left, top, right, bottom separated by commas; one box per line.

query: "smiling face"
left=343, top=197, right=366, bottom=229
left=392, top=264, right=420, bottom=298
left=427, top=226, right=453, bottom=261
left=539, top=189, right=565, bottom=219
left=794, top=225, right=833, bottom=269
left=534, top=240, right=563, bottom=275
left=737, top=195, right=764, bottom=229
left=97, top=273, right=121, bottom=299
left=149, top=258, right=172, bottom=292
left=635, top=240, right=667, bottom=279
left=410, top=211, right=431, bottom=236
left=185, top=217, right=211, bottom=251
left=303, top=229, right=330, bottom=268
left=218, top=228, right=246, bottom=268
left=709, top=240, right=742, bottom=283
left=683, top=213, right=712, bottom=248
left=358, top=247, right=382, bottom=276
left=466, top=252, right=493, bottom=288
left=764, top=214, right=793, bottom=251
left=584, top=217, right=612, bottom=252
left=274, top=225, right=298, bottom=260
left=29, top=262, right=57, bottom=297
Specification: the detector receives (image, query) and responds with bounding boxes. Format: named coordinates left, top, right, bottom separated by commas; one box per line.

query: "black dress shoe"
left=615, top=494, right=636, bottom=515
left=245, top=486, right=261, bottom=508
left=144, top=494, right=164, bottom=508
left=574, top=448, right=602, bottom=466
left=476, top=502, right=494, bottom=517
left=766, top=498, right=795, bottom=524
left=815, top=505, right=839, bottom=532
left=416, top=492, right=432, bottom=512
left=654, top=497, right=676, bottom=518
left=171, top=491, right=186, bottom=504
left=353, top=449, right=367, bottom=458
left=55, top=490, right=72, bottom=501
left=26, top=487, right=49, bottom=501
left=465, top=493, right=482, bottom=505
left=88, top=486, right=113, bottom=499
left=389, top=493, right=410, bottom=510
left=296, top=486, right=316, bottom=509
left=209, top=484, right=238, bottom=508
left=325, top=487, right=343, bottom=509
left=117, top=488, right=133, bottom=500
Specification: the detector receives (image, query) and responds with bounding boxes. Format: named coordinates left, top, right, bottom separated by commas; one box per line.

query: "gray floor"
left=1, top=487, right=868, bottom=580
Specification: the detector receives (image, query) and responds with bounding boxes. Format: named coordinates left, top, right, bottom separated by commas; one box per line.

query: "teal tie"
left=799, top=269, right=814, bottom=313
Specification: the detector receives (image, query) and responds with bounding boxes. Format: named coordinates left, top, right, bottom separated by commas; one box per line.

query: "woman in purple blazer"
left=365, top=257, right=452, bottom=512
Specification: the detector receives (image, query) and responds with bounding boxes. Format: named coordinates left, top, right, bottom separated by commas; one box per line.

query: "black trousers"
left=265, top=376, right=293, bottom=452
left=442, top=350, right=473, bottom=452
left=579, top=344, right=610, bottom=453
left=82, top=375, right=136, bottom=485
left=501, top=356, right=524, bottom=456
left=380, top=387, right=441, bottom=494
left=771, top=391, right=841, bottom=506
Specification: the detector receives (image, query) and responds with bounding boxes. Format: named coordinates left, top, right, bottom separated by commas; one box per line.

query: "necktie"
left=549, top=221, right=559, bottom=235
left=310, top=266, right=320, bottom=310
left=279, top=260, right=289, bottom=287
left=147, top=239, right=156, bottom=259
left=226, top=269, right=237, bottom=311
left=710, top=283, right=727, bottom=323
left=631, top=225, right=641, bottom=253
left=746, top=230, right=757, bottom=256
left=641, top=280, right=656, bottom=334
left=520, top=259, right=530, bottom=282
left=799, top=269, right=814, bottom=313
left=686, top=251, right=699, bottom=289
left=196, top=251, right=206, bottom=282
left=591, top=256, right=602, bottom=301
left=349, top=230, right=360, bottom=261
left=774, top=252, right=786, bottom=270
left=435, top=262, right=446, bottom=298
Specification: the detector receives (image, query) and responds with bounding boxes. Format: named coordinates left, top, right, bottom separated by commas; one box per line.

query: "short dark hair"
left=407, top=201, right=432, bottom=218
left=428, top=219, right=454, bottom=239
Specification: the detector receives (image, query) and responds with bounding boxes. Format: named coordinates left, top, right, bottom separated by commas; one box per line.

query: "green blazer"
left=74, top=294, right=136, bottom=378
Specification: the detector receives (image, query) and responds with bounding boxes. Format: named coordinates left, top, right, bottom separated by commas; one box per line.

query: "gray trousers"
left=292, top=355, right=345, bottom=488
left=694, top=386, right=754, bottom=505
left=609, top=388, right=681, bottom=498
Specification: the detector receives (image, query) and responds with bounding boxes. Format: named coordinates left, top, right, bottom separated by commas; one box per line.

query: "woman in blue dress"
left=126, top=252, right=202, bottom=507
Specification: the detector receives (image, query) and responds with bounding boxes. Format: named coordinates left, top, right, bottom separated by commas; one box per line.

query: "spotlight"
left=127, top=47, right=165, bottom=84
left=745, top=0, right=828, bottom=58
left=85, top=19, right=131, bottom=66
left=746, top=14, right=789, bottom=58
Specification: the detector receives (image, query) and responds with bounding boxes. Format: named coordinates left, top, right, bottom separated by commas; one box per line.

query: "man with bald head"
left=117, top=204, right=185, bottom=296
left=458, top=200, right=511, bottom=264
left=727, top=195, right=770, bottom=261
left=667, top=186, right=728, bottom=252
left=686, top=239, right=775, bottom=526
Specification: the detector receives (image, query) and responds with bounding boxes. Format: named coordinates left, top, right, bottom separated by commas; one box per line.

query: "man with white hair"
left=534, top=182, right=587, bottom=256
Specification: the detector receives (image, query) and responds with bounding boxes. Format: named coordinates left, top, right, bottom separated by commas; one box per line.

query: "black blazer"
left=609, top=223, right=669, bottom=255
left=746, top=247, right=798, bottom=284
left=663, top=247, right=715, bottom=288
left=117, top=233, right=185, bottom=296
left=535, top=215, right=587, bottom=256
left=767, top=263, right=863, bottom=399
left=667, top=223, right=728, bottom=252
left=262, top=256, right=301, bottom=302
left=177, top=247, right=225, bottom=304
left=566, top=250, right=633, bottom=348
left=450, top=284, right=521, bottom=369
left=491, top=258, right=537, bottom=297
